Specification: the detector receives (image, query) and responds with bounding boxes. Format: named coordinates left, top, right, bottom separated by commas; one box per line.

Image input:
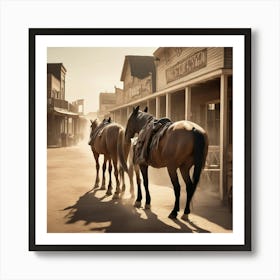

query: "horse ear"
left=133, top=105, right=140, bottom=114
left=144, top=106, right=148, bottom=112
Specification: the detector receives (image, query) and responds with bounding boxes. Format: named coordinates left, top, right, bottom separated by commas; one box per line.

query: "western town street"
left=47, top=143, right=232, bottom=234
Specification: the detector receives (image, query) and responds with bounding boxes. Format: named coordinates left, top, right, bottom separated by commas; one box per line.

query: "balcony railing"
left=48, top=98, right=78, bottom=113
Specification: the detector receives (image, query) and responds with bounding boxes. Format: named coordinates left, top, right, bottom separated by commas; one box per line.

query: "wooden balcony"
left=48, top=98, right=78, bottom=113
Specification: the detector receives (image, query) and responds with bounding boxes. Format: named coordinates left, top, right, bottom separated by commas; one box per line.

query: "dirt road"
left=47, top=143, right=232, bottom=233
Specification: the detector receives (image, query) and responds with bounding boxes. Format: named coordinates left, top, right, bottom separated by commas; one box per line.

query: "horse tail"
left=192, top=128, right=208, bottom=186
left=117, top=129, right=130, bottom=173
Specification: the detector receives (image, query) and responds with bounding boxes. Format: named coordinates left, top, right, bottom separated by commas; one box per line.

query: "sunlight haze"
left=47, top=47, right=157, bottom=114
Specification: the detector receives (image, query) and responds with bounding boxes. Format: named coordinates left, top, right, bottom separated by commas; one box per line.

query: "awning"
left=53, top=107, right=79, bottom=117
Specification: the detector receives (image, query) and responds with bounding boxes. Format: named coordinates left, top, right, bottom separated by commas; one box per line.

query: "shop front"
left=47, top=107, right=79, bottom=147
left=109, top=47, right=232, bottom=202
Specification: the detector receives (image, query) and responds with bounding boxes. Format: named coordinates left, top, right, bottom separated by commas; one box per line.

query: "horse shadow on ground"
left=63, top=189, right=210, bottom=233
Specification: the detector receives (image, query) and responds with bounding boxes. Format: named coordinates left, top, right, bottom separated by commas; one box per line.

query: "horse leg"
left=112, top=158, right=121, bottom=199
left=179, top=164, right=195, bottom=219
left=133, top=165, right=142, bottom=207
left=135, top=166, right=142, bottom=198
left=127, top=162, right=135, bottom=199
left=140, top=165, right=151, bottom=209
left=107, top=159, right=113, bottom=192
left=167, top=166, right=181, bottom=219
left=100, top=156, right=107, bottom=190
left=105, top=159, right=113, bottom=196
left=119, top=167, right=126, bottom=196
left=93, top=152, right=100, bottom=189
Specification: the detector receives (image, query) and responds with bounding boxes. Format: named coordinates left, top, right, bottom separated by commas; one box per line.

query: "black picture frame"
left=29, top=28, right=251, bottom=251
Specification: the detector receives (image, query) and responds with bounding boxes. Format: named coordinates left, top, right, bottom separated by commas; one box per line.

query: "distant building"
left=97, top=91, right=117, bottom=120
left=120, top=55, right=156, bottom=96
left=111, top=55, right=156, bottom=125
left=72, top=99, right=85, bottom=115
left=47, top=63, right=87, bottom=147
left=86, top=111, right=98, bottom=121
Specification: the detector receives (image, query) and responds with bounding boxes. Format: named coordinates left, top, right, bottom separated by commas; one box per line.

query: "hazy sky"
left=47, top=47, right=156, bottom=114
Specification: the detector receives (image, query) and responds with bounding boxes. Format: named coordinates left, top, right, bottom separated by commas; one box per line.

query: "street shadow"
left=190, top=191, right=233, bottom=231
left=63, top=189, right=201, bottom=233
left=172, top=217, right=210, bottom=233
left=192, top=207, right=232, bottom=231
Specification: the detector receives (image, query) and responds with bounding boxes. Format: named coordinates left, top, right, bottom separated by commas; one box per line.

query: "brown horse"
left=88, top=118, right=132, bottom=198
left=123, top=106, right=209, bottom=219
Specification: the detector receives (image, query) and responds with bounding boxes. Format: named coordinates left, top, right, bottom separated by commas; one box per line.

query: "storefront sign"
left=166, top=49, right=207, bottom=83
left=130, top=77, right=152, bottom=98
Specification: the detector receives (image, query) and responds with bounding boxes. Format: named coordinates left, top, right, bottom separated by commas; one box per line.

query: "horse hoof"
left=145, top=204, right=151, bottom=210
left=168, top=212, right=177, bottom=220
left=134, top=201, right=142, bottom=208
left=106, top=190, right=112, bottom=196
left=112, top=193, right=120, bottom=199
left=100, top=185, right=106, bottom=190
left=181, top=214, right=189, bottom=221
left=93, top=184, right=99, bottom=189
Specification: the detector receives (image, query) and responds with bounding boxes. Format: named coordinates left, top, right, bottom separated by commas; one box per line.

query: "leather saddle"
left=149, top=118, right=172, bottom=152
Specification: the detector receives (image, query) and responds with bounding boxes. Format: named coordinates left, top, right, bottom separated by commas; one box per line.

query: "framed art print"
left=29, top=28, right=251, bottom=251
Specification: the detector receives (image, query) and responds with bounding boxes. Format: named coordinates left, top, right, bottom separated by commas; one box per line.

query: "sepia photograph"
left=29, top=29, right=251, bottom=250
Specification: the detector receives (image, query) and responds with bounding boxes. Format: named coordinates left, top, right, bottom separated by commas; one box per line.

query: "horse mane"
left=138, top=110, right=154, bottom=123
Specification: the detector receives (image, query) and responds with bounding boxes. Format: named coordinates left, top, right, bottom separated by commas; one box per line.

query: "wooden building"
left=109, top=48, right=233, bottom=203
left=109, top=55, right=155, bottom=126
left=97, top=91, right=117, bottom=120
left=47, top=63, right=86, bottom=147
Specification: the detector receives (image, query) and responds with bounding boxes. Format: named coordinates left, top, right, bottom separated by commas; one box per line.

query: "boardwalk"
left=47, top=143, right=232, bottom=233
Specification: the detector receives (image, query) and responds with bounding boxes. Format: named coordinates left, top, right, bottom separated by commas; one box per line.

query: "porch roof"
left=53, top=107, right=79, bottom=117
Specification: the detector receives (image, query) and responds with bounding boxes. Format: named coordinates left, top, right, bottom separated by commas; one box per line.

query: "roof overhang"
left=53, top=107, right=79, bottom=117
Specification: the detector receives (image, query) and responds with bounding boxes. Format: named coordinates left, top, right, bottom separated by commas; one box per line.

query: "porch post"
left=51, top=113, right=55, bottom=145
left=111, top=111, right=115, bottom=122
left=66, top=116, right=69, bottom=146
left=219, top=74, right=228, bottom=202
left=147, top=100, right=151, bottom=112
left=166, top=92, right=171, bottom=119
left=156, top=96, right=161, bottom=119
left=127, top=106, right=131, bottom=120
left=118, top=110, right=122, bottom=123
left=185, top=86, right=192, bottom=120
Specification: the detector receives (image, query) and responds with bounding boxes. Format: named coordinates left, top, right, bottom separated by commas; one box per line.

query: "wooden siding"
left=47, top=74, right=61, bottom=99
left=123, top=61, right=153, bottom=103
left=156, top=48, right=226, bottom=91
left=224, top=47, right=233, bottom=69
